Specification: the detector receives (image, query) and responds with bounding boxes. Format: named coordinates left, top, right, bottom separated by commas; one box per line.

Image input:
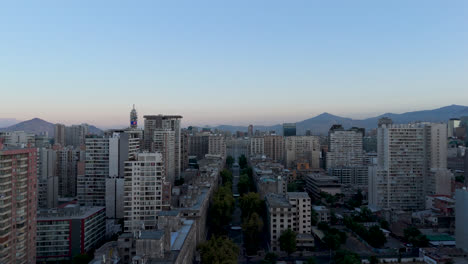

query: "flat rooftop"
left=266, top=194, right=291, bottom=208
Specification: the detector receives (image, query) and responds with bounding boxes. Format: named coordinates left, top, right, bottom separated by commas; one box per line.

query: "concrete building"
left=124, top=152, right=166, bottom=232
left=285, top=136, right=320, bottom=169
left=36, top=205, right=106, bottom=262
left=144, top=115, right=182, bottom=179
left=326, top=125, right=364, bottom=168
left=253, top=161, right=287, bottom=199
left=305, top=173, right=341, bottom=199
left=427, top=168, right=453, bottom=196
left=54, top=123, right=66, bottom=146
left=226, top=137, right=249, bottom=160
left=0, top=131, right=35, bottom=147
left=328, top=167, right=368, bottom=187
left=106, top=177, right=125, bottom=219
left=283, top=123, right=296, bottom=137
left=153, top=129, right=176, bottom=183
left=449, top=118, right=461, bottom=138
left=369, top=121, right=448, bottom=211
left=56, top=147, right=85, bottom=198
left=37, top=148, right=58, bottom=208
left=78, top=131, right=139, bottom=211
left=313, top=205, right=330, bottom=223
left=264, top=135, right=284, bottom=163
left=92, top=217, right=196, bottom=264
left=208, top=134, right=226, bottom=158
left=65, top=124, right=89, bottom=147
left=250, top=136, right=265, bottom=156
left=0, top=147, right=37, bottom=264
left=265, top=192, right=313, bottom=252
left=188, top=134, right=209, bottom=160
left=248, top=124, right=254, bottom=137
left=456, top=188, right=468, bottom=252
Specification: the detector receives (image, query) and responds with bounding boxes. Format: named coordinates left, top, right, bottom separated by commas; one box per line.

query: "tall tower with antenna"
left=130, top=104, right=138, bottom=129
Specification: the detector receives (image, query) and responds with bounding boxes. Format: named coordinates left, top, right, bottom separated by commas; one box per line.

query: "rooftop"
left=266, top=194, right=292, bottom=208
left=37, top=206, right=105, bottom=221
left=287, top=192, right=310, bottom=199
left=140, top=230, right=165, bottom=240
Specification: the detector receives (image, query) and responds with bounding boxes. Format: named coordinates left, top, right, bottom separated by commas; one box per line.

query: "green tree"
left=369, top=256, right=379, bottom=264
left=403, top=227, right=429, bottom=247
left=279, top=229, right=297, bottom=256
left=334, top=250, right=361, bottom=264
left=226, top=155, right=234, bottom=168
left=367, top=225, right=387, bottom=248
left=242, top=212, right=264, bottom=255
left=238, top=174, right=250, bottom=195
left=262, top=252, right=278, bottom=264
left=72, top=254, right=92, bottom=264
left=311, top=207, right=318, bottom=225
left=220, top=169, right=233, bottom=186
left=323, top=233, right=342, bottom=251
left=379, top=219, right=390, bottom=230
left=317, top=221, right=329, bottom=231
left=239, top=192, right=262, bottom=218
left=210, top=186, right=235, bottom=233
left=306, top=257, right=317, bottom=264
left=238, top=155, right=248, bottom=169
left=198, top=236, right=239, bottom=264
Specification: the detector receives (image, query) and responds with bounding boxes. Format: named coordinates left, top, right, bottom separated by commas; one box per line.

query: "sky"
left=0, top=1, right=467, bottom=128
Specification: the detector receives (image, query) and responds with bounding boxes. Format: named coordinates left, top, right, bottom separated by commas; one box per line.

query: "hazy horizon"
left=1, top=103, right=467, bottom=129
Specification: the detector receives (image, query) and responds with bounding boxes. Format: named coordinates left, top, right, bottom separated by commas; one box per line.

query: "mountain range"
left=0, top=118, right=102, bottom=136
left=212, top=105, right=468, bottom=135
left=1, top=105, right=467, bottom=136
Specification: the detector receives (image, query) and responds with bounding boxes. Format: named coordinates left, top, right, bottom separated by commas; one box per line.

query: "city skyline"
left=1, top=103, right=468, bottom=129
left=1, top=1, right=467, bottom=127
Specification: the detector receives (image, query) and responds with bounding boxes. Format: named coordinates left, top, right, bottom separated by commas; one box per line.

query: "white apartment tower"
left=285, top=136, right=320, bottom=168
left=368, top=120, right=448, bottom=211
left=124, top=152, right=165, bottom=232
left=144, top=115, right=182, bottom=180
left=208, top=134, right=227, bottom=158
left=250, top=136, right=265, bottom=156
left=327, top=125, right=364, bottom=168
left=153, top=129, right=176, bottom=183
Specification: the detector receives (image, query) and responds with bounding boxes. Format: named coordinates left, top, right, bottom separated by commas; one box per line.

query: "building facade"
left=124, top=152, right=166, bottom=232
left=0, top=147, right=37, bottom=264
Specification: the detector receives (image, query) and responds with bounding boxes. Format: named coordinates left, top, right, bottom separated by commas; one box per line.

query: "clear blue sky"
left=1, top=1, right=467, bottom=127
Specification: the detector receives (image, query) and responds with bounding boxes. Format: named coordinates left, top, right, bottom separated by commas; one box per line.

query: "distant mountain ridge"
left=0, top=118, right=103, bottom=137
left=211, top=105, right=468, bottom=135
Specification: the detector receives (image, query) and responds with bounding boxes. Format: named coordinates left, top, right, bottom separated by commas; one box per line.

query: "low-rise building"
left=36, top=205, right=106, bottom=262
left=305, top=173, right=341, bottom=199
left=313, top=206, right=330, bottom=223
left=265, top=192, right=313, bottom=252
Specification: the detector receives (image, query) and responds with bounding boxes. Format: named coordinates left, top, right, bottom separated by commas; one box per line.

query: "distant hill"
left=0, top=118, right=103, bottom=137
left=211, top=105, right=468, bottom=135
left=0, top=118, right=20, bottom=128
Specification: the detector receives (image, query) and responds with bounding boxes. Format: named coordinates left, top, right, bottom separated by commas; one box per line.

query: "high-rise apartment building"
left=248, top=124, right=254, bottom=137
left=189, top=134, right=209, bottom=160
left=144, top=115, right=182, bottom=179
left=153, top=129, right=176, bottom=183
left=368, top=120, right=448, bottom=211
left=54, top=124, right=66, bottom=146
left=124, top=152, right=166, bottom=232
left=283, top=123, right=296, bottom=137
left=37, top=148, right=58, bottom=209
left=0, top=147, right=37, bottom=264
left=327, top=125, right=364, bottom=168
left=264, top=135, right=284, bottom=163
left=448, top=118, right=460, bottom=138
left=285, top=136, right=320, bottom=168
left=456, top=188, right=468, bottom=252
left=65, top=124, right=89, bottom=147
left=327, top=125, right=367, bottom=186
left=208, top=134, right=226, bottom=158
left=250, top=136, right=265, bottom=156
left=78, top=131, right=140, bottom=209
